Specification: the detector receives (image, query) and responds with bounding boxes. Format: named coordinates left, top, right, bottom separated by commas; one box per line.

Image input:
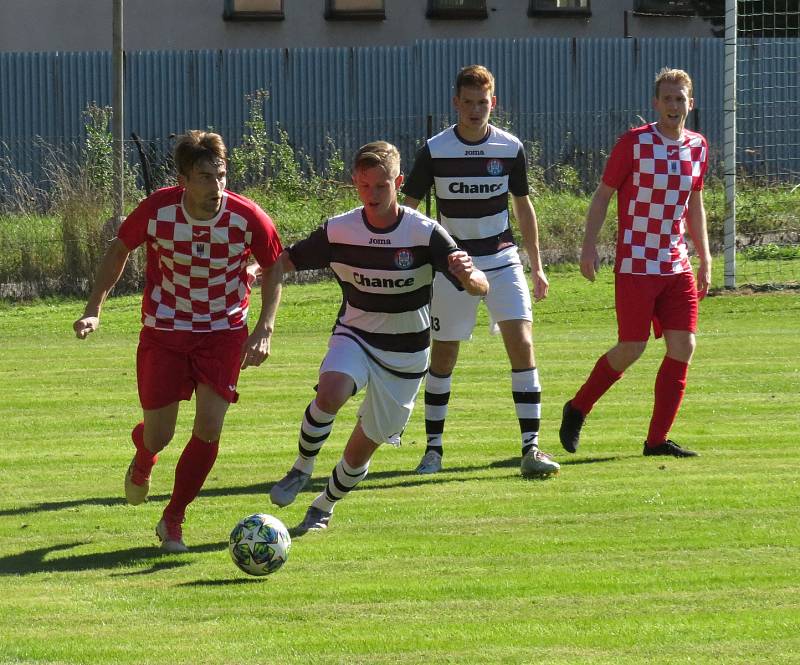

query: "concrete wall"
left=0, top=0, right=715, bottom=53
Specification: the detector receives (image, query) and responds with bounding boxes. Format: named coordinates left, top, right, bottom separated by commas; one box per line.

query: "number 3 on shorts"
left=431, top=317, right=440, bottom=332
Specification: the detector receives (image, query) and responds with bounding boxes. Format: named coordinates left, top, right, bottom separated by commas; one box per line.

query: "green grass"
left=741, top=244, right=800, bottom=261
left=4, top=179, right=800, bottom=292
left=1, top=268, right=799, bottom=664
left=0, top=214, right=65, bottom=283
left=244, top=185, right=362, bottom=246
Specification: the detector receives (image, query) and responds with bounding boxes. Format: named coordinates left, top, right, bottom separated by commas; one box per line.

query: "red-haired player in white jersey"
left=559, top=68, right=712, bottom=458
left=73, top=131, right=283, bottom=552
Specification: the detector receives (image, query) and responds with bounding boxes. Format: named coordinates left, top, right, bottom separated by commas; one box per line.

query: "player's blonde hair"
left=173, top=130, right=227, bottom=177
left=455, top=64, right=495, bottom=96
left=353, top=141, right=401, bottom=179
left=654, top=68, right=694, bottom=98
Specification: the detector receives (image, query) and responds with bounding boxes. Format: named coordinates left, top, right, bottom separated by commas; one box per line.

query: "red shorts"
left=136, top=326, right=248, bottom=410
left=615, top=272, right=698, bottom=342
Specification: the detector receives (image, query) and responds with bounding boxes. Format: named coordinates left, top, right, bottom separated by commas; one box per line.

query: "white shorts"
left=430, top=263, right=532, bottom=341
left=319, top=334, right=424, bottom=446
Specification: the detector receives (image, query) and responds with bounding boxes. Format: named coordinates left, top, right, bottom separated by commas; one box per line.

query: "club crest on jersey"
left=486, top=159, right=503, bottom=176
left=394, top=249, right=413, bottom=269
left=194, top=242, right=208, bottom=257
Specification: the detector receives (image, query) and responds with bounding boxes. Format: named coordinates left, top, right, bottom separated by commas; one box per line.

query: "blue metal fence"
left=0, top=37, right=797, bottom=201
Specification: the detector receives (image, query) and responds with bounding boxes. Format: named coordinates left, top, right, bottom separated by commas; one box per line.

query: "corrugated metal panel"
left=737, top=38, right=800, bottom=181
left=0, top=50, right=112, bottom=184
left=1, top=37, right=798, bottom=201
left=412, top=37, right=727, bottom=181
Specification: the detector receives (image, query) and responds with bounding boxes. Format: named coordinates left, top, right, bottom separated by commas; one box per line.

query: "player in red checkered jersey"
left=73, top=131, right=283, bottom=552
left=559, top=68, right=712, bottom=459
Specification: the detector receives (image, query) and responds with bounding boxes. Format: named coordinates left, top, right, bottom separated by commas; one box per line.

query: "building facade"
left=0, top=1, right=714, bottom=53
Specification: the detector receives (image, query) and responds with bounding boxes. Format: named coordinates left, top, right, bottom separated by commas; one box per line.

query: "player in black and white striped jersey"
left=402, top=64, right=560, bottom=479
left=268, top=141, right=489, bottom=532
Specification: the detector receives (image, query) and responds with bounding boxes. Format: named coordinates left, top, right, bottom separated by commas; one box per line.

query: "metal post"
left=113, top=0, right=124, bottom=223
left=723, top=0, right=736, bottom=289
left=425, top=114, right=433, bottom=219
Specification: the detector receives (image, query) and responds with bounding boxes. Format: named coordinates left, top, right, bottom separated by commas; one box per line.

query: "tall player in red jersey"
left=73, top=131, right=283, bottom=552
left=559, top=68, right=712, bottom=458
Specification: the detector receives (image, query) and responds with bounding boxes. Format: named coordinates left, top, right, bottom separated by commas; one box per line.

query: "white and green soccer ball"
left=229, top=513, right=291, bottom=576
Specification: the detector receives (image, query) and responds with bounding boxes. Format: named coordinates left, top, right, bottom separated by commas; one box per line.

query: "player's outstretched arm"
left=512, top=194, right=549, bottom=301
left=73, top=238, right=131, bottom=339
left=241, top=259, right=283, bottom=369
left=448, top=251, right=489, bottom=297
left=685, top=189, right=712, bottom=297
left=580, top=182, right=615, bottom=282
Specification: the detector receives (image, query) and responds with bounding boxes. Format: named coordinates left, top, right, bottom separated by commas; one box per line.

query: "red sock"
left=571, top=354, right=624, bottom=416
left=131, top=422, right=157, bottom=480
left=163, top=434, right=219, bottom=522
left=646, top=356, right=689, bottom=446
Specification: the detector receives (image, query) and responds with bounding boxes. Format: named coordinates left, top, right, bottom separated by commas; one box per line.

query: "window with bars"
left=222, top=0, right=284, bottom=20
left=426, top=0, right=488, bottom=20
left=325, top=0, right=386, bottom=20
left=528, top=0, right=591, bottom=17
left=632, top=0, right=695, bottom=16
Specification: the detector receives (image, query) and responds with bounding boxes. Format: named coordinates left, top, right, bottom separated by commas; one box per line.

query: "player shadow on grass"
left=0, top=496, right=145, bottom=518
left=1, top=455, right=622, bottom=519
left=0, top=541, right=222, bottom=577
left=179, top=577, right=272, bottom=587
left=288, top=453, right=623, bottom=498
left=0, top=482, right=265, bottom=517
left=554, top=455, right=624, bottom=466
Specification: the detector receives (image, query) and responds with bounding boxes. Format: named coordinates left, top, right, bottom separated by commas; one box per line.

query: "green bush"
left=741, top=243, right=800, bottom=261
left=244, top=185, right=360, bottom=246
left=0, top=104, right=144, bottom=295
left=3, top=98, right=799, bottom=299
left=229, top=90, right=270, bottom=187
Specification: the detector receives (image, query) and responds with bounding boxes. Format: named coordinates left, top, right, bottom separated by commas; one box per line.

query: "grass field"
left=1, top=267, right=799, bottom=664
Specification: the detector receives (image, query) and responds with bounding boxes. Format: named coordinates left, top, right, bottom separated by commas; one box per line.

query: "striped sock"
left=294, top=400, right=335, bottom=475
left=424, top=370, right=452, bottom=455
left=512, top=367, right=541, bottom=455
left=311, top=458, right=370, bottom=513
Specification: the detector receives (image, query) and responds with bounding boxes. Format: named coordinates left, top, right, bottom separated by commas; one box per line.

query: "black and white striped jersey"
left=287, top=206, right=462, bottom=376
left=403, top=124, right=529, bottom=271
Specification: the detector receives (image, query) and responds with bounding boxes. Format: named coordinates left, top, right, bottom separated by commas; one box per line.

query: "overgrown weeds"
left=0, top=104, right=144, bottom=296
left=1, top=96, right=799, bottom=299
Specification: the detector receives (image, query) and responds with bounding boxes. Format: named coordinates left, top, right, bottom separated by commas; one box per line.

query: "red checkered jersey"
left=603, top=123, right=708, bottom=276
left=117, top=187, right=282, bottom=331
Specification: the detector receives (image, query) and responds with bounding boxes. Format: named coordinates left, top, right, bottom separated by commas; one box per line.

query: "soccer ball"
left=229, top=513, right=291, bottom=576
